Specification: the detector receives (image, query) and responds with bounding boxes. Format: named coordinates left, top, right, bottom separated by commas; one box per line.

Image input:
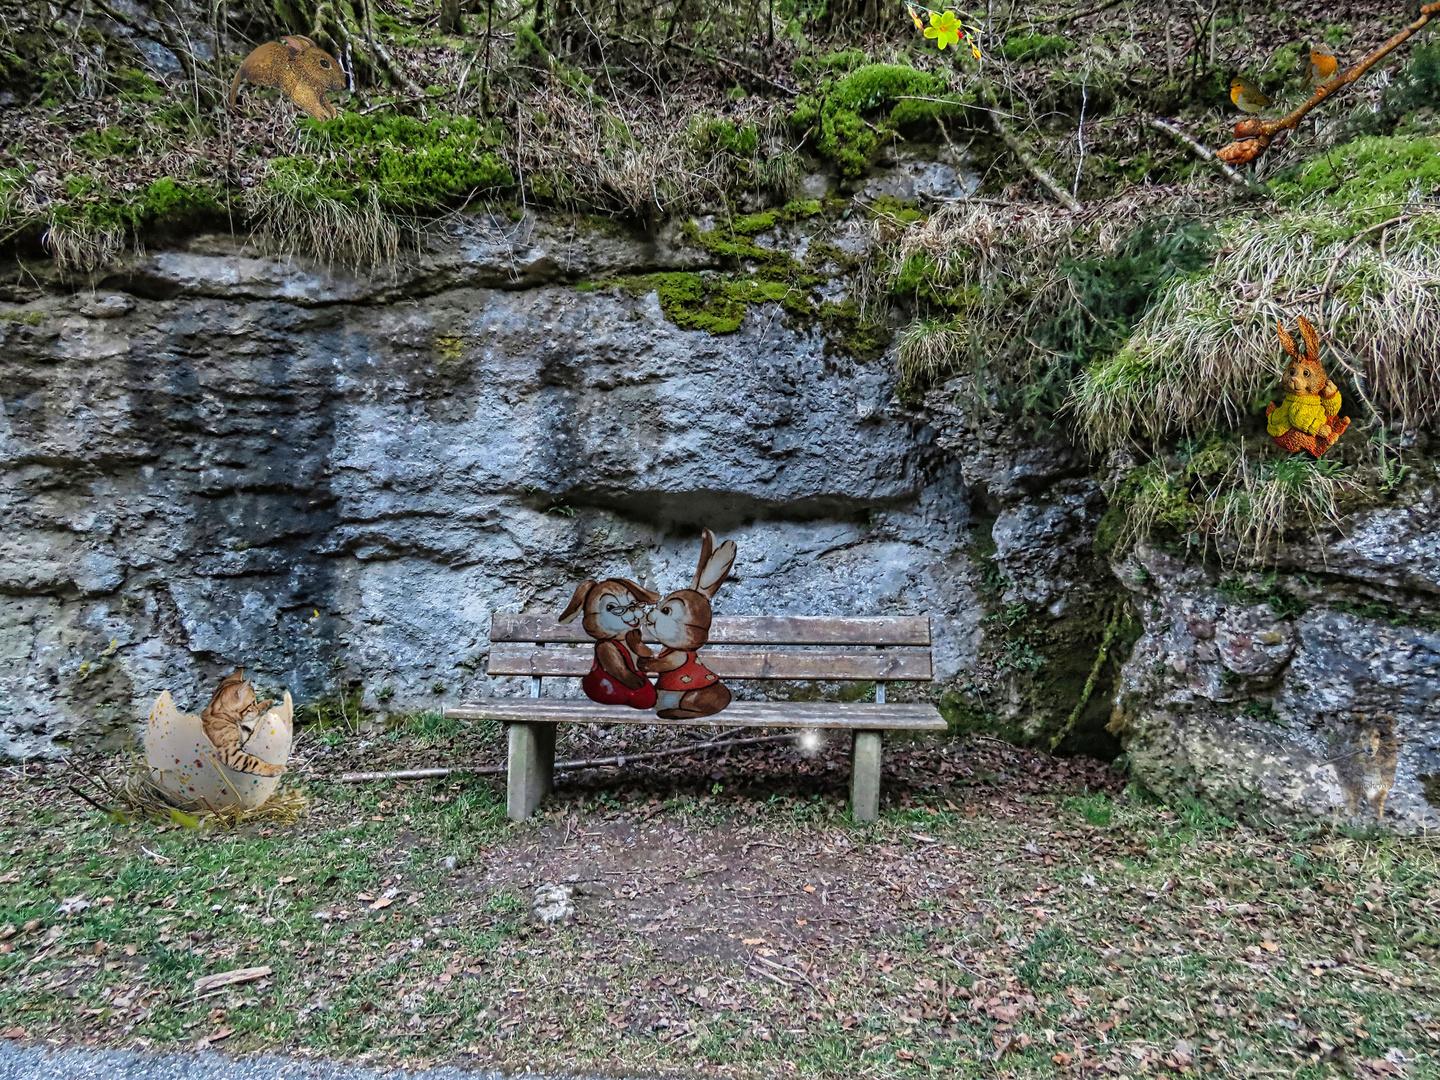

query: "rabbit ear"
left=689, top=530, right=715, bottom=593
left=611, top=578, right=660, bottom=604
left=1297, top=316, right=1320, bottom=361
left=694, top=535, right=737, bottom=598
left=558, top=580, right=596, bottom=623
left=1277, top=322, right=1298, bottom=360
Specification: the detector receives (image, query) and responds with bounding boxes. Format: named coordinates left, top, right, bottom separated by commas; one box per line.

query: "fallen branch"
left=339, top=732, right=797, bottom=783
left=1218, top=0, right=1440, bottom=165
left=1148, top=117, right=1253, bottom=190
left=979, top=84, right=1081, bottom=212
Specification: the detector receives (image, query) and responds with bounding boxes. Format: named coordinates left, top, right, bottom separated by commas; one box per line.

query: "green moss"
left=1000, top=34, right=1072, bottom=63
left=1216, top=574, right=1310, bottom=619
left=790, top=64, right=954, bottom=178
left=47, top=176, right=222, bottom=235
left=266, top=111, right=513, bottom=213
left=690, top=118, right=760, bottom=158
left=866, top=195, right=925, bottom=225
left=818, top=300, right=891, bottom=360
left=112, top=67, right=163, bottom=101
left=793, top=48, right=868, bottom=80
left=0, top=309, right=44, bottom=326
left=74, top=127, right=138, bottom=157
left=1271, top=135, right=1440, bottom=214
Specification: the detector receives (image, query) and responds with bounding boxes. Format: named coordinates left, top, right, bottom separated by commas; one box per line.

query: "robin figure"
left=1230, top=77, right=1273, bottom=114
left=1303, top=44, right=1339, bottom=91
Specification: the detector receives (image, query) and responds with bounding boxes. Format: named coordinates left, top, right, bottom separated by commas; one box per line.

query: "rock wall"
left=1108, top=494, right=1440, bottom=832
left=0, top=212, right=981, bottom=756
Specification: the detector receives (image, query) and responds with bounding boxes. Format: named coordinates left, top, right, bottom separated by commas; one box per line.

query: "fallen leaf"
left=802, top=885, right=816, bottom=893
left=795, top=918, right=808, bottom=926
left=193, top=966, right=273, bottom=995
left=356, top=893, right=376, bottom=902
left=0, top=925, right=13, bottom=941
left=369, top=897, right=394, bottom=911
left=279, top=877, right=296, bottom=885
left=2, top=1028, right=25, bottom=1039
left=56, top=896, right=90, bottom=916
left=1053, top=1051, right=1073, bottom=1065
left=1261, top=940, right=1280, bottom=952
left=742, top=938, right=765, bottom=946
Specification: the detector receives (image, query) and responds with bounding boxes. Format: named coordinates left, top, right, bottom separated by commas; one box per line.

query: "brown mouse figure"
left=1265, top=315, right=1349, bottom=457
left=640, top=529, right=737, bottom=720
left=559, top=578, right=661, bottom=709
left=229, top=35, right=347, bottom=122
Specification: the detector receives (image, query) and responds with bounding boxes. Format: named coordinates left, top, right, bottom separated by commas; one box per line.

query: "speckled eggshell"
left=144, top=691, right=293, bottom=811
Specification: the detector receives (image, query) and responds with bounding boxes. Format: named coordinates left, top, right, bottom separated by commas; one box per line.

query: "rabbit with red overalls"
left=640, top=529, right=737, bottom=720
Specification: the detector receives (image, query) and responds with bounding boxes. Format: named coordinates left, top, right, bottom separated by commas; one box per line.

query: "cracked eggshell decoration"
left=144, top=690, right=293, bottom=810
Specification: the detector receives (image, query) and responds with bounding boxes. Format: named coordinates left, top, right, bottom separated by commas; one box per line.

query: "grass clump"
left=790, top=64, right=955, bottom=178
left=1069, top=180, right=1440, bottom=451
left=876, top=198, right=1213, bottom=418
left=248, top=111, right=511, bottom=264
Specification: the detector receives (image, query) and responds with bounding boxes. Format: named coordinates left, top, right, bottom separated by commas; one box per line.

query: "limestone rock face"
left=0, top=214, right=977, bottom=757
left=1110, top=542, right=1440, bottom=832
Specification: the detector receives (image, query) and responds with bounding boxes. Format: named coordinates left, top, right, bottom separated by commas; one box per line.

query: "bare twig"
left=1148, top=116, right=1252, bottom=190
left=979, top=83, right=1081, bottom=212
left=339, top=732, right=796, bottom=783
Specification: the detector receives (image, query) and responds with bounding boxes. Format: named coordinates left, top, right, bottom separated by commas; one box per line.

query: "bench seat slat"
left=445, top=699, right=947, bottom=731
left=487, top=643, right=933, bottom=681
left=491, top=614, right=930, bottom=647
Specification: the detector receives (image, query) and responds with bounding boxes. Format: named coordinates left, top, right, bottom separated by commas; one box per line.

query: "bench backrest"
left=488, top=614, right=933, bottom=682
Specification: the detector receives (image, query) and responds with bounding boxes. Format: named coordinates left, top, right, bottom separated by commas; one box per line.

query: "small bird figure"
left=1230, top=77, right=1273, bottom=114
left=1302, top=43, right=1339, bottom=91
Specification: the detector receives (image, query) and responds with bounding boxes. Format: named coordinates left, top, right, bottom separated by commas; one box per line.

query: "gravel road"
left=0, top=1044, right=636, bottom=1080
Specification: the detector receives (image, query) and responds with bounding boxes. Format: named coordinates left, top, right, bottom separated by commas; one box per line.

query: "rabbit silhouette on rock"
left=640, top=530, right=737, bottom=720
left=230, top=35, right=348, bottom=121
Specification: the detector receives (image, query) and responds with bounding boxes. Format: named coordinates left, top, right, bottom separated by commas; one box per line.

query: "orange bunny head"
left=1277, top=316, right=1329, bottom=396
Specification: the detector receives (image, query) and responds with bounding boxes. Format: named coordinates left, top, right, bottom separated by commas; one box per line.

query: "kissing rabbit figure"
left=641, top=530, right=737, bottom=720
left=559, top=578, right=661, bottom=709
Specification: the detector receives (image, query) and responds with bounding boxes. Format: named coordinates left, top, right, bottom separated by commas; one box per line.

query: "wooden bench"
left=445, top=614, right=946, bottom=822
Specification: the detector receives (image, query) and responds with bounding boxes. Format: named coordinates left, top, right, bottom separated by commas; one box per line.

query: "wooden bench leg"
left=850, top=729, right=883, bottom=822
left=507, top=721, right=556, bottom=821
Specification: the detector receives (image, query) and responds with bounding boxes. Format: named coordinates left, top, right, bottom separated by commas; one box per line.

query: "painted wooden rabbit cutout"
left=641, top=529, right=737, bottom=720
left=559, top=578, right=660, bottom=709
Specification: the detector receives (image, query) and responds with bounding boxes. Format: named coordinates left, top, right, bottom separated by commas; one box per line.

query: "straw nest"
left=102, top=750, right=309, bottom=830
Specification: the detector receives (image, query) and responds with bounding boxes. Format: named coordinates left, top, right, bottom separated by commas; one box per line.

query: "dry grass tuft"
left=514, top=77, right=794, bottom=218
left=244, top=181, right=402, bottom=268
left=1069, top=206, right=1440, bottom=450
left=109, top=752, right=309, bottom=831
left=1198, top=449, right=1360, bottom=566
left=869, top=187, right=1212, bottom=397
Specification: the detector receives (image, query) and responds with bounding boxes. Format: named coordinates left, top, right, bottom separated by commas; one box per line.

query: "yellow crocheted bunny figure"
left=1265, top=316, right=1348, bottom=457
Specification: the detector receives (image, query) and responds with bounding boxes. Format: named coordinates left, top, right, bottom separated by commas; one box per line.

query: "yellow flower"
left=924, top=9, right=963, bottom=50
left=906, top=3, right=925, bottom=30
left=968, top=34, right=982, bottom=60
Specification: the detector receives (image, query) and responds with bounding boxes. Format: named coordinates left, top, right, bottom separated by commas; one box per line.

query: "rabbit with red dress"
left=640, top=530, right=737, bottom=720
left=559, top=578, right=661, bottom=709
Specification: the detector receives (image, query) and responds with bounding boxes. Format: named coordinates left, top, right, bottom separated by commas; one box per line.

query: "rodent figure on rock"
left=229, top=35, right=347, bottom=122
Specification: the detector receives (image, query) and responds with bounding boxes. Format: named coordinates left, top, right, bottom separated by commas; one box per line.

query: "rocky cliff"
left=3, top=208, right=1437, bottom=833
left=0, top=210, right=987, bottom=756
